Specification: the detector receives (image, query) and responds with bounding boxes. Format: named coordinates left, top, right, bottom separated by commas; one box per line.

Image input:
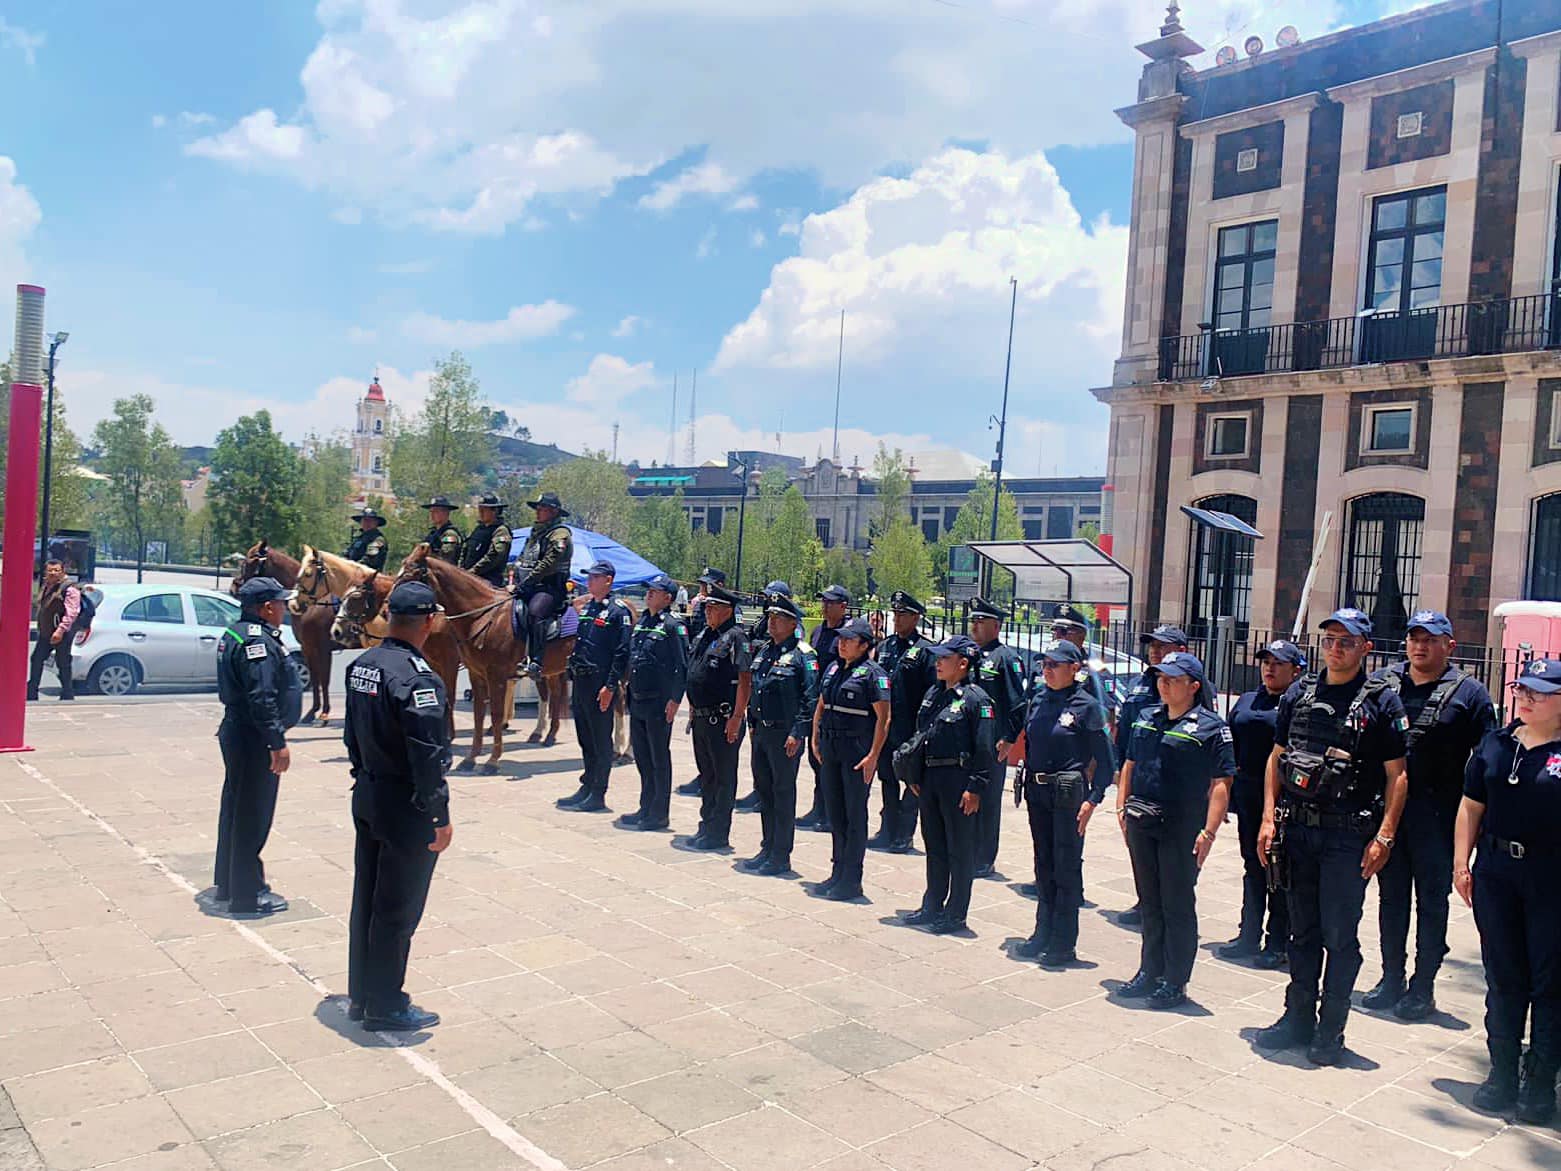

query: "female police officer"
left=810, top=617, right=889, bottom=901
left=1454, top=658, right=1561, bottom=1124
left=1011, top=641, right=1114, bottom=966
left=1115, top=652, right=1235, bottom=1008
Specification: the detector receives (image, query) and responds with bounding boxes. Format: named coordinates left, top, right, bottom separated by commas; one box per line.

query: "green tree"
left=934, top=471, right=1022, bottom=580
left=756, top=486, right=825, bottom=596
left=388, top=350, right=492, bottom=515
left=628, top=490, right=695, bottom=580
left=208, top=410, right=304, bottom=551
left=870, top=445, right=912, bottom=540
left=91, top=395, right=184, bottom=582
left=823, top=546, right=868, bottom=600
left=870, top=518, right=935, bottom=602
left=296, top=434, right=354, bottom=555
left=539, top=450, right=630, bottom=539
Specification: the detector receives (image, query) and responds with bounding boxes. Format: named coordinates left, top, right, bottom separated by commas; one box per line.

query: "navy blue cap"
left=236, top=576, right=288, bottom=604
left=1152, top=651, right=1205, bottom=678
left=1257, top=639, right=1307, bottom=666
left=388, top=581, right=441, bottom=615
left=645, top=573, right=676, bottom=595
left=1321, top=608, right=1372, bottom=637
left=1050, top=603, right=1089, bottom=630
left=704, top=583, right=739, bottom=607
left=836, top=616, right=873, bottom=642
left=889, top=590, right=926, bottom=615
left=698, top=567, right=726, bottom=585
left=587, top=559, right=616, bottom=577
left=762, top=580, right=792, bottom=598
left=969, top=597, right=1005, bottom=620
left=1040, top=641, right=1084, bottom=665
left=1406, top=609, right=1453, bottom=637
left=766, top=597, right=803, bottom=620
left=1514, top=659, right=1561, bottom=694
left=1141, top=624, right=1189, bottom=647
left=929, top=634, right=981, bottom=661
left=818, top=584, right=851, bottom=604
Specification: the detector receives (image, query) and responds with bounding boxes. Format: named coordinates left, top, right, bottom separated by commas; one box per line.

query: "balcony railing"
left=1158, top=292, right=1561, bottom=382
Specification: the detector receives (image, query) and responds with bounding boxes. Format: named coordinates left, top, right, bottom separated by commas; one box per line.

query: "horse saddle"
left=510, top=601, right=579, bottom=644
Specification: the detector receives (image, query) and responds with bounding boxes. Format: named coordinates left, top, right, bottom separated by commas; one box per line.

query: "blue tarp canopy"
left=508, top=525, right=666, bottom=587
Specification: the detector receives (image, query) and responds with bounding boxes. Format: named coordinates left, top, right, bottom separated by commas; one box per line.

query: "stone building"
left=349, top=376, right=392, bottom=502
left=1095, top=0, right=1561, bottom=647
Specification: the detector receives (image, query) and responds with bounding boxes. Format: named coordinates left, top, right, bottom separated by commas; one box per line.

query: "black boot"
left=1361, top=972, right=1404, bottom=1012
left=1517, top=1052, right=1558, bottom=1126
left=556, top=785, right=591, bottom=809
left=676, top=777, right=703, bottom=797
left=1472, top=1039, right=1521, bottom=1114
left=1307, top=997, right=1350, bottom=1066
left=735, top=790, right=761, bottom=812
left=1256, top=987, right=1316, bottom=1050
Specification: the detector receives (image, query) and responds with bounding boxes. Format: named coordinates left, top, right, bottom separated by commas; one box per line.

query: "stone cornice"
left=1116, top=93, right=1187, bottom=130
left=1179, top=91, right=1324, bottom=139
left=1326, top=47, right=1497, bottom=103
left=1510, top=29, right=1561, bottom=61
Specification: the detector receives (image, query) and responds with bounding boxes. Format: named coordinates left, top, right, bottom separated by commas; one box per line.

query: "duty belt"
left=1029, top=771, right=1064, bottom=785
left=823, top=703, right=871, bottom=717
left=1286, top=803, right=1373, bottom=831
left=752, top=718, right=791, bottom=728
left=926, top=756, right=964, bottom=768
left=691, top=704, right=732, bottom=719
left=1483, top=833, right=1527, bottom=859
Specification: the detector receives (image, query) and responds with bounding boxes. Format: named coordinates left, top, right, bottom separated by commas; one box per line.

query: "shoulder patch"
left=412, top=688, right=440, bottom=709
left=244, top=642, right=267, bottom=660
left=1220, top=726, right=1234, bottom=743
left=247, top=624, right=263, bottom=637
left=410, top=655, right=432, bottom=674
left=979, top=702, right=994, bottom=718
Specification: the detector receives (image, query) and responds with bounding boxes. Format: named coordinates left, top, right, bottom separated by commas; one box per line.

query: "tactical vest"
left=462, top=523, right=501, bottom=568
left=1279, top=673, right=1392, bottom=803
left=1380, top=667, right=1467, bottom=753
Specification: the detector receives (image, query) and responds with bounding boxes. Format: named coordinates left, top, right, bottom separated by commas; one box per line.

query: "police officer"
left=621, top=574, right=688, bottom=832
left=558, top=560, right=632, bottom=813
left=1220, top=640, right=1306, bottom=969
left=870, top=592, right=937, bottom=854
left=1114, top=625, right=1185, bottom=925
left=1257, top=609, right=1409, bottom=1065
left=1455, top=659, right=1561, bottom=1124
left=460, top=493, right=513, bottom=588
left=511, top=492, right=574, bottom=677
left=1013, top=641, right=1115, bottom=965
left=682, top=584, right=751, bottom=850
left=969, top=597, right=1027, bottom=878
left=214, top=577, right=302, bottom=917
left=1050, top=604, right=1118, bottom=727
left=742, top=596, right=819, bottom=875
left=343, top=582, right=453, bottom=1032
left=344, top=506, right=389, bottom=571
left=421, top=496, right=465, bottom=563
left=1362, top=611, right=1495, bottom=1020
left=898, top=635, right=997, bottom=934
left=1115, top=653, right=1235, bottom=1009
left=798, top=584, right=851, bottom=832
left=676, top=567, right=728, bottom=800
left=736, top=580, right=794, bottom=813
left=810, top=617, right=890, bottom=901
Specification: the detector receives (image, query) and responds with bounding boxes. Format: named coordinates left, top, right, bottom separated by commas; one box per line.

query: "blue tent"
left=508, top=525, right=666, bottom=587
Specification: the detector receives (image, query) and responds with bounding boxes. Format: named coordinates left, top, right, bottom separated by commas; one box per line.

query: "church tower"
left=349, top=375, right=392, bottom=500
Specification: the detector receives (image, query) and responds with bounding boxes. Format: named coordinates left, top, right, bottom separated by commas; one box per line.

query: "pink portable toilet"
left=1493, top=601, right=1561, bottom=692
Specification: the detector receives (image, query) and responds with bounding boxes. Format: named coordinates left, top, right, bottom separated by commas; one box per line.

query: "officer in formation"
left=870, top=591, right=937, bottom=853
left=1221, top=639, right=1306, bottom=968
left=1049, top=604, right=1118, bottom=723
left=1115, top=652, right=1235, bottom=1009
left=1114, top=624, right=1186, bottom=925
left=1362, top=610, right=1495, bottom=1021
left=214, top=577, right=302, bottom=917
left=343, top=581, right=453, bottom=1032
left=798, top=584, right=851, bottom=833
left=1013, top=641, right=1114, bottom=965
left=621, top=574, right=688, bottom=833
left=460, top=493, right=513, bottom=588
left=1258, top=609, right=1409, bottom=1065
left=344, top=506, right=389, bottom=571
left=677, top=567, right=729, bottom=800
left=898, top=635, right=997, bottom=934
left=810, top=617, right=890, bottom=901
left=557, top=560, right=632, bottom=814
left=742, top=595, right=819, bottom=876
left=736, top=580, right=795, bottom=813
left=682, top=583, right=751, bottom=849
left=510, top=492, right=574, bottom=677
left=1456, top=658, right=1561, bottom=1124
left=421, top=496, right=465, bottom=563
left=968, top=598, right=1027, bottom=878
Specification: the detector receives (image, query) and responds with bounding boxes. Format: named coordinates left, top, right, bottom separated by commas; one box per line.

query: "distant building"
left=349, top=376, right=392, bottom=502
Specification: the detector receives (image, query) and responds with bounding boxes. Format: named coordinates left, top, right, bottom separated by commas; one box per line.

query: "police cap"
left=1040, top=641, right=1085, bottom=665
left=889, top=590, right=926, bottom=616
left=703, top=583, right=740, bottom=607
left=1257, top=639, right=1307, bottom=666
left=1049, top=603, right=1088, bottom=631
left=587, top=559, right=616, bottom=578
left=835, top=616, right=873, bottom=643
left=645, top=573, right=677, bottom=596
left=969, top=597, right=1005, bottom=620
left=766, top=596, right=803, bottom=621
left=1152, top=651, right=1205, bottom=678
left=1320, top=608, right=1372, bottom=637
left=476, top=492, right=506, bottom=511
left=236, top=576, right=288, bottom=605
left=762, top=580, right=793, bottom=598
left=818, top=584, right=851, bottom=604
left=1407, top=609, right=1453, bottom=637
left=698, top=567, right=727, bottom=586
left=929, top=634, right=981, bottom=662
left=1514, top=658, right=1561, bottom=694
left=350, top=506, right=386, bottom=524
left=388, top=581, right=442, bottom=615
left=1141, top=624, right=1189, bottom=647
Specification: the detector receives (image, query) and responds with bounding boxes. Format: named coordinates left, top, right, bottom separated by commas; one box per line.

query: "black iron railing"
left=1158, top=292, right=1561, bottom=382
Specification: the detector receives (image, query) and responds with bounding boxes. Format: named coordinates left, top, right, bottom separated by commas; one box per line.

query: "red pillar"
left=1, top=284, right=46, bottom=753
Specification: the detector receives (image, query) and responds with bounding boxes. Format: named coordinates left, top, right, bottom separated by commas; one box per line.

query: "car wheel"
left=289, top=653, right=312, bottom=691
left=88, top=655, right=140, bottom=697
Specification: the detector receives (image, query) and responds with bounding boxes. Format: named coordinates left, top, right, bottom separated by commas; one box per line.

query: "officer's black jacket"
left=628, top=606, right=689, bottom=711
left=811, top=619, right=843, bottom=675
left=687, top=618, right=751, bottom=709
left=974, top=638, right=1027, bottom=742
left=748, top=632, right=819, bottom=740
left=1229, top=688, right=1283, bottom=783
left=344, top=529, right=389, bottom=571
left=344, top=638, right=453, bottom=828
left=817, top=656, right=889, bottom=739
left=1115, top=668, right=1160, bottom=762
left=1275, top=670, right=1409, bottom=813
left=1125, top=703, right=1236, bottom=817
left=915, top=681, right=998, bottom=795
left=1024, top=682, right=1114, bottom=803
left=572, top=595, right=633, bottom=687
left=424, top=522, right=465, bottom=563
left=217, top=616, right=300, bottom=750
left=875, top=631, right=937, bottom=744
left=1464, top=723, right=1561, bottom=850
left=460, top=522, right=512, bottom=586
left=1373, top=662, right=1496, bottom=805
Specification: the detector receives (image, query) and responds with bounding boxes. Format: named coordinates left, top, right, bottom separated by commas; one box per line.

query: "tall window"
left=815, top=517, right=832, bottom=546
left=1530, top=495, right=1561, bottom=602
left=1186, top=494, right=1257, bottom=639
left=1342, top=493, right=1424, bottom=644
left=1213, top=221, right=1277, bottom=333
left=1366, top=187, right=1446, bottom=314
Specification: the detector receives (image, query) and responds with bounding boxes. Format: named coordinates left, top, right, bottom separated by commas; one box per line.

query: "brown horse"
left=232, top=541, right=336, bottom=724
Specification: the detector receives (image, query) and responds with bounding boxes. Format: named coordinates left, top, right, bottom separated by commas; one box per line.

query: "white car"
left=63, top=584, right=307, bottom=697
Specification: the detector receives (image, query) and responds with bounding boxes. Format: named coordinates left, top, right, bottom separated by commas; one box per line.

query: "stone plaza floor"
left=1, top=697, right=1557, bottom=1171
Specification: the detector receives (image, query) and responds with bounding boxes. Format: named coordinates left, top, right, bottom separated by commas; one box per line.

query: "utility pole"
left=686, top=369, right=697, bottom=465
left=668, top=372, right=678, bottom=466
left=985, top=278, right=1018, bottom=595
left=611, top=421, right=620, bottom=464
left=733, top=458, right=750, bottom=592
left=831, top=309, right=844, bottom=464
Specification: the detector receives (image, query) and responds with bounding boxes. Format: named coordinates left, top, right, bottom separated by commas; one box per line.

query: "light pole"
left=37, top=331, right=68, bottom=581
left=984, top=279, right=1017, bottom=596
left=732, top=457, right=750, bottom=593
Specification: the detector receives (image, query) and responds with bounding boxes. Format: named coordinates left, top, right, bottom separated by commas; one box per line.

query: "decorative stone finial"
left=1161, top=2, right=1184, bottom=38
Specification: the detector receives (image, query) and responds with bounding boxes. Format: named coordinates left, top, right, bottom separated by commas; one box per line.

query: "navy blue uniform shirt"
left=1115, top=669, right=1159, bottom=763
left=571, top=595, right=634, bottom=688
left=1229, top=688, right=1284, bottom=783
left=818, top=657, right=890, bottom=737
left=343, top=637, right=453, bottom=830
left=916, top=682, right=998, bottom=795
left=686, top=618, right=752, bottom=709
left=975, top=639, right=1027, bottom=742
left=1024, top=681, right=1114, bottom=803
left=627, top=606, right=689, bottom=711
left=1374, top=663, right=1496, bottom=805
left=875, top=631, right=937, bottom=742
left=1464, top=725, right=1561, bottom=851
left=1126, top=704, right=1237, bottom=816
left=748, top=632, right=820, bottom=741
left=217, top=618, right=301, bottom=750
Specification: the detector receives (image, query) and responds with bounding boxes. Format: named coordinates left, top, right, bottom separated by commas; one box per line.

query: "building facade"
left=349, top=376, right=391, bottom=501
left=1095, top=0, right=1561, bottom=647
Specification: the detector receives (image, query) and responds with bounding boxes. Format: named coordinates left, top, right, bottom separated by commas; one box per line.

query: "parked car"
left=64, top=584, right=307, bottom=697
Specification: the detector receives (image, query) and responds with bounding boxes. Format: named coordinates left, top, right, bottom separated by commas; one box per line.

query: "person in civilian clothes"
left=620, top=574, right=688, bottom=832
left=871, top=591, right=938, bottom=853
left=681, top=585, right=751, bottom=849
left=1113, top=625, right=1187, bottom=924
left=798, top=584, right=851, bottom=833
left=557, top=560, right=633, bottom=813
left=742, top=596, right=819, bottom=875
left=969, top=597, right=1027, bottom=878
left=27, top=559, right=81, bottom=702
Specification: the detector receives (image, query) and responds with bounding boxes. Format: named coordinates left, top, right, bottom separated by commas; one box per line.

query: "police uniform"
left=512, top=492, right=574, bottom=673
left=1018, top=642, right=1114, bottom=963
left=872, top=592, right=937, bottom=851
left=343, top=582, right=452, bottom=1031
left=814, top=618, right=889, bottom=899
left=460, top=494, right=514, bottom=588
left=421, top=497, right=465, bottom=563
left=560, top=562, right=633, bottom=812
left=214, top=577, right=302, bottom=916
left=735, top=581, right=795, bottom=814
left=624, top=575, right=688, bottom=831
left=344, top=508, right=389, bottom=572
left=684, top=590, right=751, bottom=848
left=1364, top=611, right=1495, bottom=1017
left=971, top=599, right=1027, bottom=874
left=676, top=569, right=729, bottom=799
left=744, top=598, right=819, bottom=873
left=800, top=585, right=850, bottom=831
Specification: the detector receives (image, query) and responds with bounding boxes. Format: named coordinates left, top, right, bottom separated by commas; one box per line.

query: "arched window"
left=374, top=418, right=383, bottom=434
left=372, top=455, right=382, bottom=474
left=1529, top=494, right=1561, bottom=601
left=1186, top=493, right=1257, bottom=639
left=1342, top=492, right=1424, bottom=644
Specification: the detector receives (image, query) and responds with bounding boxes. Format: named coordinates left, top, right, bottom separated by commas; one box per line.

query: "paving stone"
left=5, top=1055, right=155, bottom=1122
left=164, top=1067, right=324, bottom=1139
left=26, top=1094, right=196, bottom=1171
left=204, top=1108, right=379, bottom=1171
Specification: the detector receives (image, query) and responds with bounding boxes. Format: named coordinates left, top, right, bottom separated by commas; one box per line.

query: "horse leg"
left=527, top=673, right=547, bottom=743
left=482, top=678, right=510, bottom=775
left=544, top=676, right=565, bottom=747
left=613, top=687, right=632, bottom=763
left=458, top=679, right=485, bottom=772
left=310, top=639, right=333, bottom=725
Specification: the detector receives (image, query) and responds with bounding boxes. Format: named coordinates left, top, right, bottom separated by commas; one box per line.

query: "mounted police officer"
left=1361, top=610, right=1494, bottom=1021
left=510, top=491, right=573, bottom=678
left=736, top=580, right=794, bottom=814
left=682, top=583, right=751, bottom=850
left=1258, top=609, right=1410, bottom=1066
left=968, top=597, right=1027, bottom=879
left=871, top=591, right=937, bottom=853
left=742, top=595, right=819, bottom=876
left=897, top=634, right=997, bottom=934
left=214, top=577, right=302, bottom=918
left=798, top=584, right=851, bottom=834
left=621, top=574, right=688, bottom=833
left=558, top=560, right=633, bottom=814
left=343, top=581, right=453, bottom=1033
left=460, top=493, right=513, bottom=588
left=1113, top=624, right=1185, bottom=925
left=344, top=506, right=389, bottom=571
left=421, top=496, right=465, bottom=563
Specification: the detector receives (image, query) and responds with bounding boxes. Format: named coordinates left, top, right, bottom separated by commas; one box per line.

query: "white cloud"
left=402, top=300, right=576, bottom=346
left=611, top=314, right=642, bottom=338
left=695, top=227, right=717, bottom=260
left=153, top=111, right=216, bottom=130
left=0, top=156, right=41, bottom=298
left=728, top=194, right=760, bottom=212
left=150, top=114, right=167, bottom=129
left=186, top=108, right=309, bottom=163
left=778, top=219, right=801, bottom=237
left=639, top=161, right=740, bottom=211
left=0, top=18, right=43, bottom=66
left=749, top=229, right=767, bottom=248
left=565, top=354, right=659, bottom=406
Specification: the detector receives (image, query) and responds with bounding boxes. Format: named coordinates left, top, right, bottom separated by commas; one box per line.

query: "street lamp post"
left=37, top=331, right=68, bottom=581
left=984, top=279, right=1017, bottom=596
left=732, top=458, right=750, bottom=593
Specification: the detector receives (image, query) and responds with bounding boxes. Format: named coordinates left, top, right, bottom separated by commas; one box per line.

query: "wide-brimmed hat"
left=527, top=491, right=570, bottom=516
left=422, top=495, right=460, bottom=511
left=350, top=506, right=386, bottom=524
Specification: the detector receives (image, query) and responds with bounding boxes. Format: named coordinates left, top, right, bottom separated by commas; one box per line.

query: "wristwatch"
left=1374, top=833, right=1395, bottom=849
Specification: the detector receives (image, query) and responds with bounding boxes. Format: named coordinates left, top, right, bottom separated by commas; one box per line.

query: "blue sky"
left=1, top=0, right=1411, bottom=473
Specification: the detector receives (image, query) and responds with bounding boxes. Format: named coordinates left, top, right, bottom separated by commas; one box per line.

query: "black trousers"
left=1233, top=777, right=1288, bottom=951
left=919, top=768, right=978, bottom=922
left=214, top=720, right=280, bottom=910
left=1376, top=793, right=1454, bottom=989
left=1125, top=810, right=1202, bottom=986
left=572, top=681, right=616, bottom=795
left=629, top=706, right=674, bottom=822
left=819, top=732, right=873, bottom=889
left=751, top=726, right=801, bottom=866
left=975, top=756, right=1006, bottom=870
left=805, top=742, right=829, bottom=824
left=1027, top=780, right=1085, bottom=952
left=27, top=633, right=74, bottom=699
left=1283, top=821, right=1372, bottom=1030
left=875, top=743, right=919, bottom=842
left=1474, top=850, right=1561, bottom=1062
left=348, top=812, right=439, bottom=1017
left=694, top=715, right=744, bottom=844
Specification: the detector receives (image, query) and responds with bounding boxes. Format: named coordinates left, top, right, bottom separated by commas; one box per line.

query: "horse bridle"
left=335, top=575, right=385, bottom=645
left=289, top=553, right=336, bottom=616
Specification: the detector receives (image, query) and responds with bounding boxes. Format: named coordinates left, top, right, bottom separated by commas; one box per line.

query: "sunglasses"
left=1319, top=635, right=1363, bottom=649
